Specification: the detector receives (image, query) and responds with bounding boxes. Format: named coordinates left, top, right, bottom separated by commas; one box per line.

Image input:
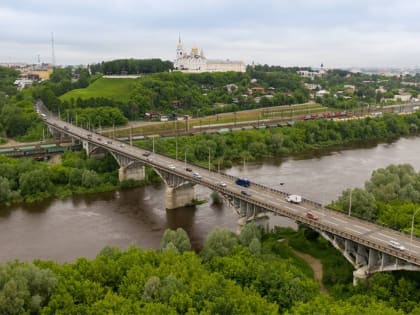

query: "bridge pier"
left=165, top=183, right=195, bottom=210
left=118, top=165, right=146, bottom=182
left=237, top=213, right=270, bottom=233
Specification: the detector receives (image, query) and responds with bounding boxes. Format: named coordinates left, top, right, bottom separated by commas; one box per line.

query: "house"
left=316, top=90, right=330, bottom=98
left=344, top=85, right=356, bottom=94
left=251, top=86, right=265, bottom=94
left=225, top=84, right=238, bottom=93
left=394, top=93, right=412, bottom=102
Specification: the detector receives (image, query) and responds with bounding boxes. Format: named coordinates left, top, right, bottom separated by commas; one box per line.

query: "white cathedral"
left=173, top=37, right=246, bottom=73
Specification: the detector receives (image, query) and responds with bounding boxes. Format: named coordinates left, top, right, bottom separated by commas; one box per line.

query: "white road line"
left=377, top=232, right=394, bottom=239
left=408, top=244, right=420, bottom=250
left=370, top=235, right=385, bottom=242
left=324, top=220, right=338, bottom=226
left=353, top=224, right=370, bottom=232
left=345, top=227, right=361, bottom=234
left=334, top=217, right=348, bottom=224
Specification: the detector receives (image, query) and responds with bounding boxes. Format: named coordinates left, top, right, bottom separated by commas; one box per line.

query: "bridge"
left=36, top=102, right=420, bottom=283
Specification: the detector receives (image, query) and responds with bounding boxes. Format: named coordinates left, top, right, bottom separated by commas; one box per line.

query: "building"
left=174, top=36, right=246, bottom=73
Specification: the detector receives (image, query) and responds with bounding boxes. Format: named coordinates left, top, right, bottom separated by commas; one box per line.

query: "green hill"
left=60, top=77, right=138, bottom=103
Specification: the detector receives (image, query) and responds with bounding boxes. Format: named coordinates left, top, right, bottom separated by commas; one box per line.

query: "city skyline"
left=1, top=0, right=420, bottom=68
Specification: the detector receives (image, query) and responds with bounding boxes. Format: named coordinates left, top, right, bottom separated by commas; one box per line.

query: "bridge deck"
left=39, top=104, right=420, bottom=267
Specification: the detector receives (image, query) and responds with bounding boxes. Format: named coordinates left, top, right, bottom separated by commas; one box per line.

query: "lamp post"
left=184, top=148, right=189, bottom=170
left=208, top=148, right=211, bottom=171
left=411, top=208, right=420, bottom=241
left=348, top=189, right=352, bottom=217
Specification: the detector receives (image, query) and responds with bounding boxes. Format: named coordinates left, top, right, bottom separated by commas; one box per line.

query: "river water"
left=2, top=137, right=420, bottom=262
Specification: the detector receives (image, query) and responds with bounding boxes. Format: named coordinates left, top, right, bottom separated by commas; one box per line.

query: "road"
left=36, top=101, right=420, bottom=266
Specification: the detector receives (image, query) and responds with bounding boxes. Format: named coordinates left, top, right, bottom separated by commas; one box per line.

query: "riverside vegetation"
left=2, top=223, right=420, bottom=314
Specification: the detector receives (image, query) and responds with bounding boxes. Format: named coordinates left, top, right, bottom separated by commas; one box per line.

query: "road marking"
left=324, top=220, right=338, bottom=226
left=353, top=224, right=370, bottom=232
left=408, top=244, right=420, bottom=250
left=377, top=232, right=394, bottom=239
left=334, top=217, right=348, bottom=224
left=345, top=227, right=361, bottom=234
left=370, top=235, right=385, bottom=242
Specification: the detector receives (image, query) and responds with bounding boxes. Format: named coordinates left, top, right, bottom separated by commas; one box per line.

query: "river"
left=2, top=136, right=420, bottom=262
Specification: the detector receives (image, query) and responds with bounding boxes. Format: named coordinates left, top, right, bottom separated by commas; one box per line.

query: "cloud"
left=1, top=0, right=420, bottom=67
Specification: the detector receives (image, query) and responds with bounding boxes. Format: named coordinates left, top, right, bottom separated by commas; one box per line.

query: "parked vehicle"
left=286, top=194, right=302, bottom=204
left=235, top=178, right=250, bottom=187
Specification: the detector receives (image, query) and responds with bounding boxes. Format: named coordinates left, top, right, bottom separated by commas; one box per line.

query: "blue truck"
left=235, top=178, right=250, bottom=187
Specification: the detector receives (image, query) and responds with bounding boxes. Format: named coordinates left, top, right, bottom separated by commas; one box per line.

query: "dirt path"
left=291, top=249, right=327, bottom=293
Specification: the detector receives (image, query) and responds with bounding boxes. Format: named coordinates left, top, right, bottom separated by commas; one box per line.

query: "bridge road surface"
left=39, top=106, right=420, bottom=267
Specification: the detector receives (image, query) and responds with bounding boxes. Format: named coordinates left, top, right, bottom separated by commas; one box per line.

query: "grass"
left=60, top=77, right=138, bottom=103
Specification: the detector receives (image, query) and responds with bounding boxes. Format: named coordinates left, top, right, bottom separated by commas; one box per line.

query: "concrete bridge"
left=37, top=103, right=420, bottom=283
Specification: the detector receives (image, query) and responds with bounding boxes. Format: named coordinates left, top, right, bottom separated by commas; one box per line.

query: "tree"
left=81, top=169, right=100, bottom=189
left=200, top=228, right=238, bottom=262
left=19, top=168, right=52, bottom=199
left=238, top=222, right=262, bottom=247
left=336, top=188, right=378, bottom=220
left=0, top=176, right=13, bottom=204
left=160, top=228, right=191, bottom=253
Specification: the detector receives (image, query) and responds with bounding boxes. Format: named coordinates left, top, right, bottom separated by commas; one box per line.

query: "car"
left=306, top=212, right=319, bottom=220
left=106, top=140, right=112, bottom=144
left=219, top=182, right=227, bottom=187
left=142, top=152, right=151, bottom=157
left=192, top=172, right=202, bottom=179
left=286, top=194, right=302, bottom=204
left=241, top=190, right=251, bottom=196
left=169, top=164, right=176, bottom=170
left=185, top=167, right=192, bottom=172
left=119, top=144, right=125, bottom=148
left=388, top=240, right=406, bottom=251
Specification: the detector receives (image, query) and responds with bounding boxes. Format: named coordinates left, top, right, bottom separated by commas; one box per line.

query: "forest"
left=0, top=151, right=159, bottom=206
left=1, top=223, right=420, bottom=314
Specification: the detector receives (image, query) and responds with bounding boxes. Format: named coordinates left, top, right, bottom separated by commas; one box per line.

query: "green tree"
left=160, top=228, right=192, bottom=253
left=201, top=228, right=238, bottom=262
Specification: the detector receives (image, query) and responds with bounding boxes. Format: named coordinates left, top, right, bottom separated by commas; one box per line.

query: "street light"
left=208, top=148, right=211, bottom=171
left=184, top=148, right=190, bottom=170
left=348, top=189, right=352, bottom=217
left=411, top=208, right=420, bottom=241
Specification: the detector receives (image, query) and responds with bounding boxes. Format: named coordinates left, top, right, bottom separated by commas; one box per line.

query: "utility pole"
left=208, top=148, right=211, bottom=171
left=129, top=128, right=133, bottom=146
left=152, top=136, right=155, bottom=153
left=348, top=189, right=352, bottom=216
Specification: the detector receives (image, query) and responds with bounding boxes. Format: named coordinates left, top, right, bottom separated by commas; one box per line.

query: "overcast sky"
left=1, top=0, right=420, bottom=68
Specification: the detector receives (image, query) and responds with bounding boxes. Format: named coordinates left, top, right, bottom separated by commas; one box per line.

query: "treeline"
left=127, top=70, right=309, bottom=118
left=90, top=58, right=173, bottom=75
left=0, top=151, right=157, bottom=206
left=332, top=163, right=420, bottom=236
left=138, top=111, right=420, bottom=170
left=2, top=224, right=416, bottom=314
left=0, top=66, right=43, bottom=141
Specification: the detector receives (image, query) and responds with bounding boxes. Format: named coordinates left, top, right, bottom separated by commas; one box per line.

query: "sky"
left=1, top=0, right=420, bottom=68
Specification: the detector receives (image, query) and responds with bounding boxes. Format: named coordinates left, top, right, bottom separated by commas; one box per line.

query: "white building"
left=174, top=37, right=245, bottom=73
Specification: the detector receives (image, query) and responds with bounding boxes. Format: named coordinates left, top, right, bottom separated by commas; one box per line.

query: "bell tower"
left=176, top=34, right=183, bottom=59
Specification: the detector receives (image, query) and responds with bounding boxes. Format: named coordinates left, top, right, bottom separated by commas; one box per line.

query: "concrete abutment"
left=118, top=165, right=146, bottom=182
left=165, top=183, right=195, bottom=210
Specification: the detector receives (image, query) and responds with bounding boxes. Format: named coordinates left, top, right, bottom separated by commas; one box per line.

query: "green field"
left=60, top=77, right=138, bottom=103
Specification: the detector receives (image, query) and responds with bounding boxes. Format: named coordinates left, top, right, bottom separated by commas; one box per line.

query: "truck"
left=286, top=194, right=302, bottom=204
left=235, top=178, right=250, bottom=187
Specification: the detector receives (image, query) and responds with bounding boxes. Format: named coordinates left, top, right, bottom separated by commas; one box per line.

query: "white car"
left=169, top=164, right=176, bottom=170
left=388, top=240, right=406, bottom=251
left=219, top=182, right=227, bottom=187
left=286, top=194, right=302, bottom=204
left=192, top=172, right=202, bottom=179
